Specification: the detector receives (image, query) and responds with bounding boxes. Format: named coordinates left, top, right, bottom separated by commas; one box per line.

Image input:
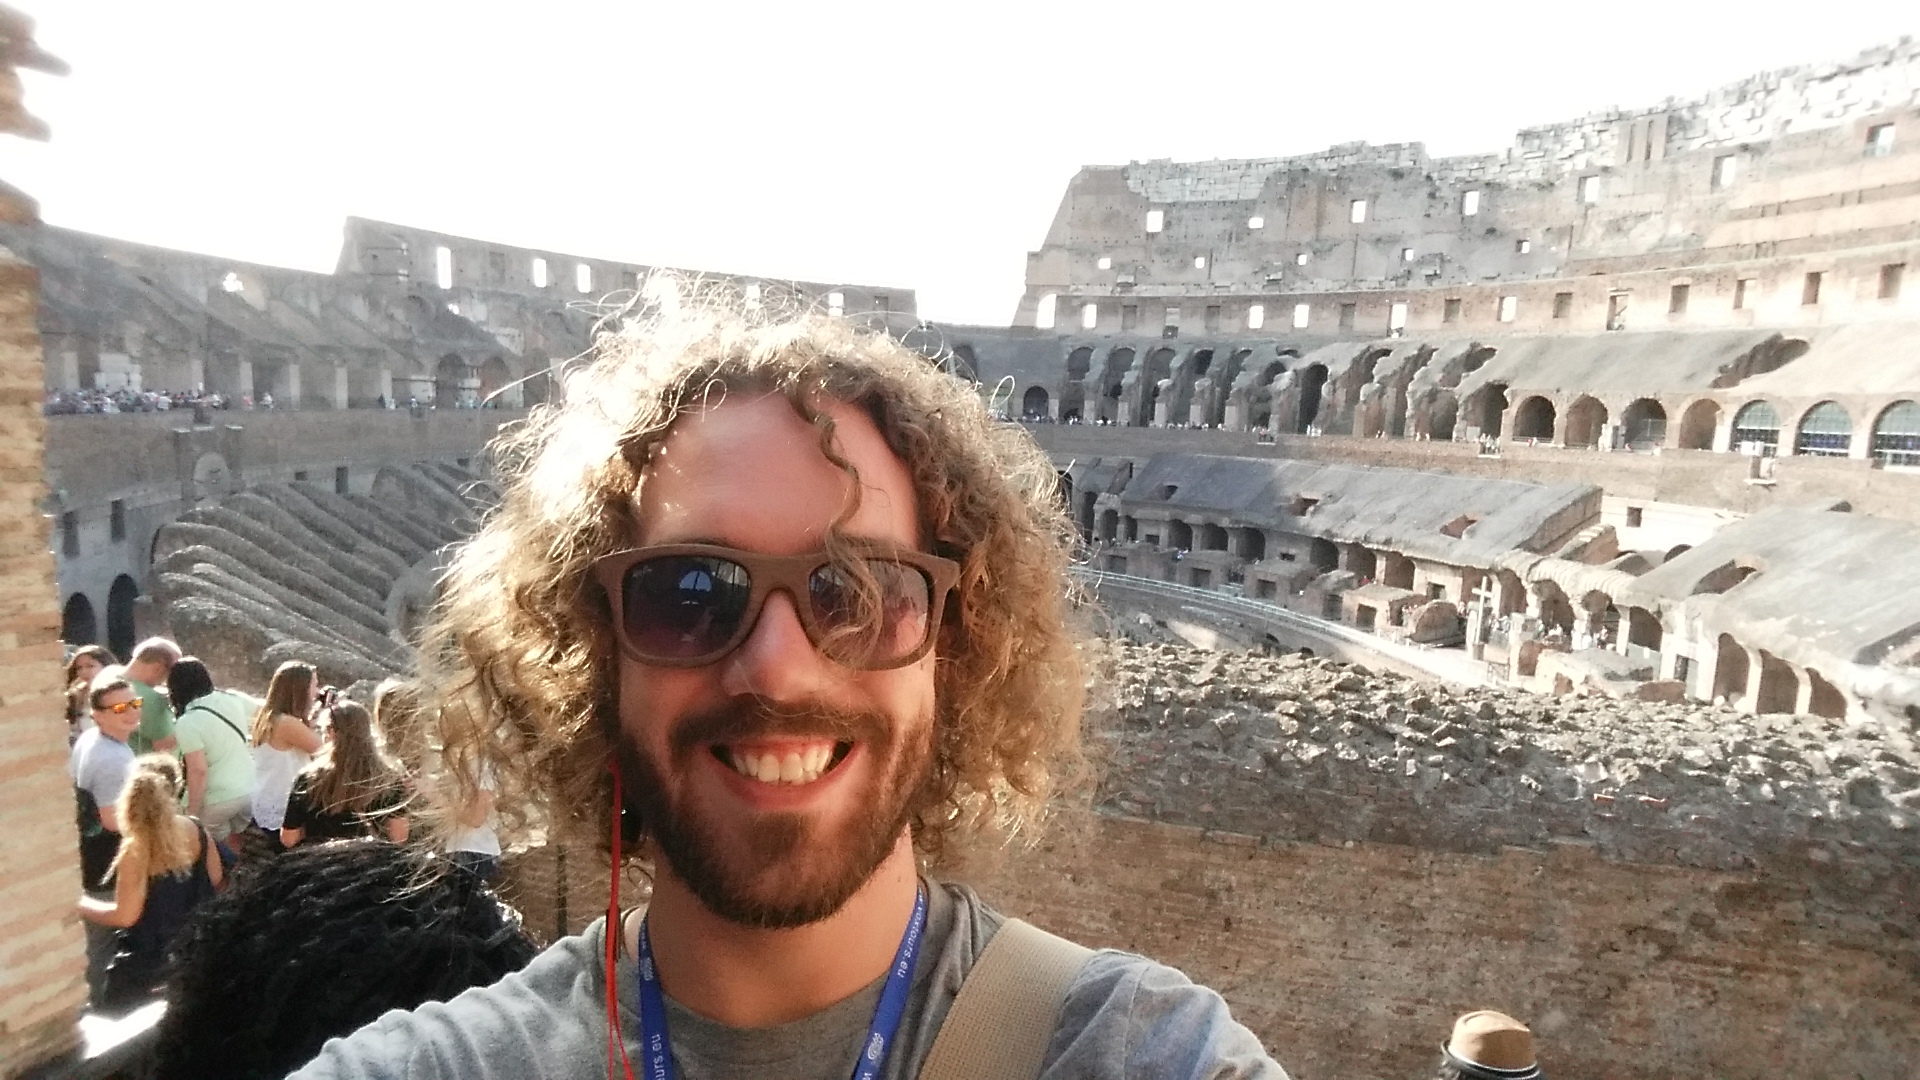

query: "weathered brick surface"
left=966, top=809, right=1919, bottom=1080
left=0, top=209, right=86, bottom=1073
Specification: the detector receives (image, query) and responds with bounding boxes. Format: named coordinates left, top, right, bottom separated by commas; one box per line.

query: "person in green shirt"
left=123, top=638, right=182, bottom=756
left=167, top=656, right=260, bottom=842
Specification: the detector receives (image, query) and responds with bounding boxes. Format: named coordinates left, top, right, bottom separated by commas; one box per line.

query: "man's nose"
left=718, top=589, right=834, bottom=700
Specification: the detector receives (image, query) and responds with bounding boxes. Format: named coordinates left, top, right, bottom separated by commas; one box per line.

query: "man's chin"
left=657, top=814, right=896, bottom=930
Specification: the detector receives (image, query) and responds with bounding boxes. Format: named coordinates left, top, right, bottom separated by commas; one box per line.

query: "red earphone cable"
left=607, top=766, right=637, bottom=1080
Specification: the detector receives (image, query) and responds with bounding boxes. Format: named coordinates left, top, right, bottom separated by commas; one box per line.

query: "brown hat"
left=1443, top=1010, right=1540, bottom=1079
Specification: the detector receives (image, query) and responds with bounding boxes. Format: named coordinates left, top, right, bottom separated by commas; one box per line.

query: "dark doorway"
left=62, top=593, right=98, bottom=647
left=107, top=575, right=140, bottom=661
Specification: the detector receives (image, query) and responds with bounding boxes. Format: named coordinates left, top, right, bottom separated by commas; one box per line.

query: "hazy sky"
left=5, top=2, right=1916, bottom=324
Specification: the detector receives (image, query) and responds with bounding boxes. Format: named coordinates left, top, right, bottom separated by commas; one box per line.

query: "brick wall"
left=0, top=249, right=87, bottom=1072
left=966, top=810, right=1920, bottom=1080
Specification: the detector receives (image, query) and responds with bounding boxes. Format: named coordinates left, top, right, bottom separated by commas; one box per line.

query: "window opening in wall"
left=1711, top=155, right=1737, bottom=190
left=1349, top=199, right=1368, bottom=224
left=575, top=263, right=593, bottom=293
left=1871, top=400, right=1920, bottom=468
left=434, top=246, right=453, bottom=290
left=1247, top=304, right=1265, bottom=330
left=1081, top=302, right=1098, bottom=330
left=1401, top=247, right=1415, bottom=262
left=827, top=291, right=845, bottom=317
left=1443, top=298, right=1462, bottom=323
left=293, top=470, right=308, bottom=482
left=1121, top=304, right=1138, bottom=331
left=1097, top=256, right=1112, bottom=270
left=1295, top=252, right=1310, bottom=266
left=1579, top=175, right=1601, bottom=204
left=1515, top=239, right=1531, bottom=254
left=1552, top=292, right=1573, bottom=319
left=1193, top=256, right=1207, bottom=269
left=110, top=500, right=125, bottom=543
left=488, top=250, right=507, bottom=280
left=1802, top=271, right=1823, bottom=306
left=1338, top=303, right=1357, bottom=331
left=1606, top=292, right=1629, bottom=331
left=1428, top=583, right=1447, bottom=600
left=1248, top=215, right=1264, bottom=229
left=1462, top=190, right=1481, bottom=216
left=1034, top=293, right=1056, bottom=329
left=1205, top=305, right=1222, bottom=333
left=1733, top=278, right=1752, bottom=309
left=1880, top=263, right=1905, bottom=300
left=620, top=270, right=639, bottom=293
left=1866, top=123, right=1895, bottom=157
left=1731, top=400, right=1781, bottom=455
left=1794, top=400, right=1853, bottom=457
left=1288, top=497, right=1319, bottom=516
left=447, top=303, right=460, bottom=316
left=1498, top=295, right=1518, bottom=323
left=61, top=511, right=78, bottom=557
left=1145, top=209, right=1164, bottom=233
left=220, top=271, right=244, bottom=293
left=1669, top=283, right=1690, bottom=315
left=1625, top=506, right=1644, bottom=528
left=1388, top=301, right=1409, bottom=332
left=1163, top=306, right=1181, bottom=333
left=744, top=282, right=762, bottom=307
left=531, top=257, right=548, bottom=288
left=1292, top=303, right=1311, bottom=329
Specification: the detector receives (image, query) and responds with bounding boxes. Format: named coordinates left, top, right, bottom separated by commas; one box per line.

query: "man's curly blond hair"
left=420, top=282, right=1086, bottom=865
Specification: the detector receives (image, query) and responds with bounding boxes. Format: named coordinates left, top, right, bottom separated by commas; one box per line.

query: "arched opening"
left=434, top=354, right=473, bottom=409
left=1730, top=400, right=1781, bottom=455
left=1231, top=528, right=1266, bottom=560
left=1199, top=524, right=1228, bottom=551
left=1664, top=544, right=1693, bottom=564
left=107, top=575, right=140, bottom=662
left=1382, top=552, right=1415, bottom=590
left=1714, top=634, right=1749, bottom=703
left=1295, top=363, right=1329, bottom=433
left=1428, top=390, right=1460, bottom=441
left=949, top=345, right=978, bottom=382
left=1677, top=399, right=1720, bottom=450
left=1034, top=293, right=1058, bottom=329
left=1563, top=395, right=1608, bottom=448
left=1021, top=386, right=1050, bottom=419
left=1793, top=401, right=1853, bottom=457
left=1063, top=347, right=1092, bottom=420
left=1078, top=492, right=1096, bottom=543
left=1626, top=606, right=1662, bottom=651
left=1805, top=668, right=1848, bottom=719
left=1474, top=382, right=1510, bottom=437
left=1620, top=397, right=1667, bottom=450
left=1345, top=545, right=1377, bottom=580
left=1141, top=348, right=1176, bottom=425
left=1097, top=509, right=1118, bottom=543
left=62, top=593, right=98, bottom=647
left=1101, top=348, right=1134, bottom=423
left=1870, top=400, right=1920, bottom=467
left=478, top=356, right=513, bottom=405
left=1534, top=580, right=1574, bottom=637
left=1167, top=521, right=1194, bottom=551
left=1512, top=395, right=1556, bottom=441
left=1754, top=651, right=1797, bottom=714
left=1308, top=538, right=1339, bottom=572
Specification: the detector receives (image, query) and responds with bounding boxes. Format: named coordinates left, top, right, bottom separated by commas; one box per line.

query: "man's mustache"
left=669, top=696, right=894, bottom=759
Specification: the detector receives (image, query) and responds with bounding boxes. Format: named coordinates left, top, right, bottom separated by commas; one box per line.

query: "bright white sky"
left=4, top=2, right=1916, bottom=324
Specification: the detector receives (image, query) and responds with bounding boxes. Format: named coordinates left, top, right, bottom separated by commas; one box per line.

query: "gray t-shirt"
left=69, top=727, right=134, bottom=818
left=291, top=880, right=1289, bottom=1080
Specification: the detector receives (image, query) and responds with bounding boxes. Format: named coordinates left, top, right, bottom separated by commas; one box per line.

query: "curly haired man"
left=293, top=289, right=1291, bottom=1080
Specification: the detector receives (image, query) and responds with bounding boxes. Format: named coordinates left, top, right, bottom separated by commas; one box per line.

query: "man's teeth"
left=728, top=746, right=834, bottom=785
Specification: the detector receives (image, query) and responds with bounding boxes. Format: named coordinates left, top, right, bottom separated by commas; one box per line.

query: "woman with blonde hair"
left=79, top=754, right=223, bottom=1012
left=249, top=661, right=323, bottom=845
left=281, top=700, right=410, bottom=847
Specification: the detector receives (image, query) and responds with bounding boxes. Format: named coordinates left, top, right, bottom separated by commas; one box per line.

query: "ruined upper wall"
left=1020, top=39, right=1920, bottom=331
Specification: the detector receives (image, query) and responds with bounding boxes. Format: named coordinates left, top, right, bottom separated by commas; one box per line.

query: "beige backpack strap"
left=917, top=918, right=1095, bottom=1080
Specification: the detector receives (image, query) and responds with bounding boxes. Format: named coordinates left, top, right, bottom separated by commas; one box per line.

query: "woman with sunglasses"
left=248, top=661, right=325, bottom=848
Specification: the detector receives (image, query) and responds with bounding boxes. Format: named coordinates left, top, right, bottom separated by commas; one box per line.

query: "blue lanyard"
left=634, top=885, right=928, bottom=1080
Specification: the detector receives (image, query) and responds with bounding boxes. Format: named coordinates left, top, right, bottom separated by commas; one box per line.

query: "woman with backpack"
left=78, top=754, right=224, bottom=1012
left=166, top=657, right=257, bottom=844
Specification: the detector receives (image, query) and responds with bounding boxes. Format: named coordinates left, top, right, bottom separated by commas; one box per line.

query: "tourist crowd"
left=64, top=638, right=505, bottom=1022
left=42, top=388, right=240, bottom=415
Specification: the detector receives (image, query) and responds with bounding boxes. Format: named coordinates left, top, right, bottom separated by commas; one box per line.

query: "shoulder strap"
left=187, top=702, right=250, bottom=747
left=917, top=918, right=1095, bottom=1080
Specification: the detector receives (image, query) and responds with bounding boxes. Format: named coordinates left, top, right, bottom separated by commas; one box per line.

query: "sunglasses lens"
left=622, top=555, right=752, bottom=661
left=809, top=559, right=934, bottom=667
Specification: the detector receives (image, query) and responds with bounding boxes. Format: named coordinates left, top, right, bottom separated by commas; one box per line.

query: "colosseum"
left=3, top=18, right=1917, bottom=1080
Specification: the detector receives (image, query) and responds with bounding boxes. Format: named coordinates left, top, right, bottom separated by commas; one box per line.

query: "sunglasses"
left=591, top=543, right=960, bottom=670
left=97, top=697, right=143, bottom=715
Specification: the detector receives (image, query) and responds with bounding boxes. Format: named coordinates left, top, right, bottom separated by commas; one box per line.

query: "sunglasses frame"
left=97, top=696, right=143, bottom=715
left=590, top=542, right=961, bottom=670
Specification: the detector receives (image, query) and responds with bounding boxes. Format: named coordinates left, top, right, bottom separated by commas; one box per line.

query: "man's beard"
left=617, top=695, right=933, bottom=929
